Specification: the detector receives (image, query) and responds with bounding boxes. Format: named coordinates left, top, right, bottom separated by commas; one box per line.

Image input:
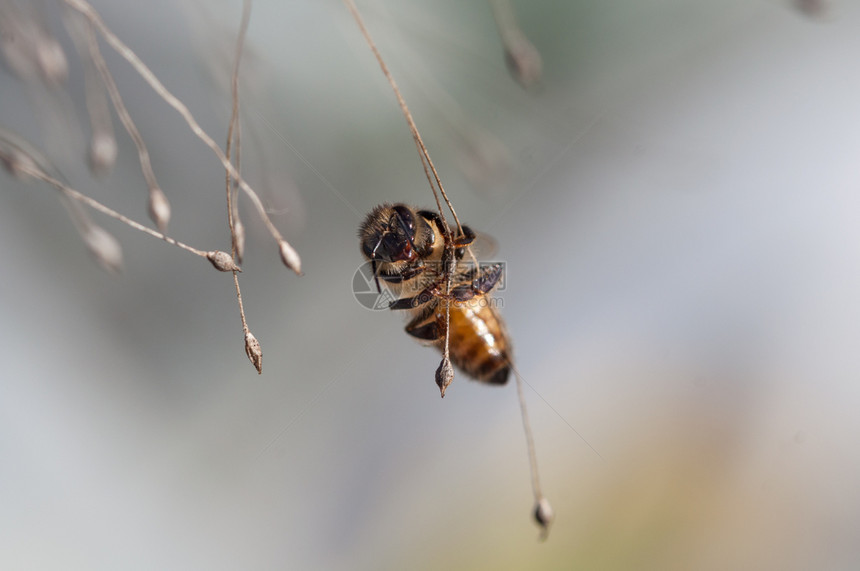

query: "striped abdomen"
left=439, top=295, right=510, bottom=385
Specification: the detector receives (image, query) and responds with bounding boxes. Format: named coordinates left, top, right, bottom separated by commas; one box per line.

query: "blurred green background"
left=2, top=0, right=859, bottom=569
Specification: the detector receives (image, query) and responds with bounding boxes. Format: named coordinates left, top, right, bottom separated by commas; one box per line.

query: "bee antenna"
left=370, top=239, right=383, bottom=294
left=370, top=259, right=381, bottom=294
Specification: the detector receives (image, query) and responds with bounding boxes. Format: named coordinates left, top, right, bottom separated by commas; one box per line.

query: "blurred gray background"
left=2, top=0, right=859, bottom=569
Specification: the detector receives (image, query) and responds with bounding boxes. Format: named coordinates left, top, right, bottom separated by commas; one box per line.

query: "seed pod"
left=503, top=38, right=542, bottom=90
left=83, top=225, right=123, bottom=275
left=233, top=218, right=246, bottom=264
left=148, top=187, right=171, bottom=233
left=278, top=239, right=302, bottom=275
left=795, top=0, right=827, bottom=17
left=207, top=250, right=241, bottom=272
left=88, top=131, right=117, bottom=175
left=435, top=356, right=454, bottom=398
left=1, top=149, right=38, bottom=180
left=36, top=37, right=68, bottom=87
left=244, top=331, right=262, bottom=374
left=533, top=496, right=554, bottom=540
left=491, top=0, right=542, bottom=89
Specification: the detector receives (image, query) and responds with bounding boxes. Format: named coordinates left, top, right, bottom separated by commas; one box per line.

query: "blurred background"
left=2, top=0, right=859, bottom=569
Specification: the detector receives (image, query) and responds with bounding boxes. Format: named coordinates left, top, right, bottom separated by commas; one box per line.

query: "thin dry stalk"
left=0, top=125, right=61, bottom=180
left=508, top=361, right=553, bottom=539
left=227, top=70, right=245, bottom=263
left=75, top=16, right=171, bottom=232
left=226, top=0, right=251, bottom=264
left=344, top=0, right=466, bottom=393
left=362, top=2, right=513, bottom=196
left=226, top=0, right=261, bottom=373
left=61, top=0, right=301, bottom=274
left=59, top=191, right=123, bottom=273
left=344, top=0, right=551, bottom=534
left=435, top=241, right=456, bottom=398
left=229, top=113, right=245, bottom=262
left=63, top=10, right=116, bottom=174
left=342, top=0, right=464, bottom=238
left=0, top=127, right=122, bottom=272
left=0, top=1, right=69, bottom=86
left=0, top=142, right=228, bottom=266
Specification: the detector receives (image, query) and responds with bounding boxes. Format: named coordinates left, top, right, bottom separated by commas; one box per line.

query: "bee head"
left=360, top=204, right=418, bottom=263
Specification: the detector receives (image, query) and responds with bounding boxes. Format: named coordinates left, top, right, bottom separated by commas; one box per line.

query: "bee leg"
left=454, top=225, right=476, bottom=248
left=459, top=225, right=477, bottom=245
left=388, top=282, right=437, bottom=310
left=418, top=209, right=474, bottom=248
left=453, top=225, right=476, bottom=259
left=405, top=314, right=442, bottom=340
left=400, top=264, right=426, bottom=280
left=388, top=295, right=419, bottom=310
left=418, top=209, right=446, bottom=233
left=472, top=262, right=504, bottom=292
left=379, top=263, right=426, bottom=285
left=449, top=263, right=504, bottom=301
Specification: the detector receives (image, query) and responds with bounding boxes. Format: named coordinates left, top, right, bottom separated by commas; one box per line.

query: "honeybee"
left=359, top=203, right=511, bottom=393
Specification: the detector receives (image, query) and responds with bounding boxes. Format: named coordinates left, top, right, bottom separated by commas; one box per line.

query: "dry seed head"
left=148, top=187, right=171, bottom=233
left=796, top=0, right=827, bottom=17
left=88, top=131, right=117, bottom=175
left=0, top=15, right=40, bottom=80
left=504, top=39, right=543, bottom=90
left=207, top=250, right=241, bottom=272
left=244, top=331, right=262, bottom=374
left=533, top=496, right=554, bottom=539
left=435, top=356, right=454, bottom=398
left=1, top=33, right=35, bottom=79
left=1, top=149, right=39, bottom=180
left=278, top=239, right=302, bottom=275
left=233, top=218, right=246, bottom=263
left=83, top=225, right=123, bottom=274
left=36, top=37, right=69, bottom=87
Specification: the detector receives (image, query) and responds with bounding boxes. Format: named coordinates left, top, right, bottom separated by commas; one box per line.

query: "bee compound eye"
left=391, top=205, right=415, bottom=231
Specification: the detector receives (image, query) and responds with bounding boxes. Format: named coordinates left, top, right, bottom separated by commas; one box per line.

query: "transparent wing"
left=463, top=231, right=498, bottom=260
